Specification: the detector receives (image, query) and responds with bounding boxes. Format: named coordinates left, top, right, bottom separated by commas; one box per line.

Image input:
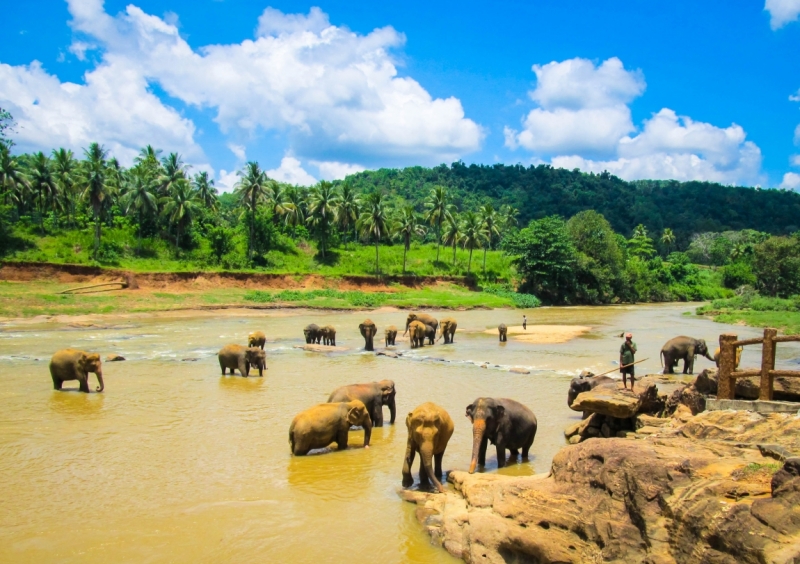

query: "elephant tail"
left=289, top=429, right=295, bottom=452
left=660, top=350, right=664, bottom=367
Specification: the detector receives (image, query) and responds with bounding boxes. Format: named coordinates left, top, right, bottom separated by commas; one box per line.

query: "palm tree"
left=193, top=171, right=218, bottom=211
left=499, top=204, right=518, bottom=231
left=424, top=185, right=449, bottom=261
left=306, top=181, right=339, bottom=258
left=51, top=148, right=77, bottom=227
left=443, top=212, right=461, bottom=266
left=460, top=211, right=487, bottom=273
left=479, top=203, right=500, bottom=274
left=282, top=186, right=306, bottom=228
left=660, top=228, right=675, bottom=256
left=633, top=224, right=648, bottom=239
left=357, top=191, right=392, bottom=274
left=29, top=152, right=57, bottom=233
left=395, top=205, right=425, bottom=274
left=122, top=172, right=157, bottom=254
left=337, top=181, right=360, bottom=246
left=0, top=144, right=29, bottom=211
left=80, top=142, right=110, bottom=259
left=234, top=162, right=270, bottom=259
left=158, top=153, right=187, bottom=199
left=266, top=182, right=288, bottom=223
left=160, top=179, right=201, bottom=248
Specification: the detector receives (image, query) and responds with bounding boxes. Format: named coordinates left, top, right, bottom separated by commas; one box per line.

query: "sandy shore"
left=482, top=324, right=592, bottom=343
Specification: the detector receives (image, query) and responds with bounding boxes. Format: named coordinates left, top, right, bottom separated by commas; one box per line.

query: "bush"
left=721, top=261, right=756, bottom=289
left=243, top=291, right=275, bottom=303
left=483, top=284, right=541, bottom=308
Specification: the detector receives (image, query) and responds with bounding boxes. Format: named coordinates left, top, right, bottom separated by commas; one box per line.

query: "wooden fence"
left=718, top=328, right=800, bottom=401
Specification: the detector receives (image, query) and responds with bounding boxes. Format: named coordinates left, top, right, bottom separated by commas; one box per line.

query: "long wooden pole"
left=591, top=358, right=650, bottom=378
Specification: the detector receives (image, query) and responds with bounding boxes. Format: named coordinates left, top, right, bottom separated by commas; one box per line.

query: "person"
left=619, top=332, right=637, bottom=390
left=522, top=315, right=527, bottom=331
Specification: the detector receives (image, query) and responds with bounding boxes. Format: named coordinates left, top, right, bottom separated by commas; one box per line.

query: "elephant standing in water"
left=466, top=398, right=537, bottom=473
left=303, top=324, right=322, bottom=344
left=661, top=336, right=714, bottom=374
left=328, top=380, right=396, bottom=427
left=289, top=400, right=372, bottom=455
left=437, top=317, right=457, bottom=344
left=320, top=325, right=336, bottom=346
left=359, top=319, right=377, bottom=351
left=498, top=324, right=508, bottom=342
left=218, top=344, right=267, bottom=377
left=49, top=349, right=104, bottom=392
left=424, top=325, right=436, bottom=345
left=408, top=320, right=426, bottom=348
left=384, top=326, right=398, bottom=347
left=404, top=313, right=438, bottom=340
left=402, top=402, right=454, bottom=493
left=248, top=331, right=266, bottom=349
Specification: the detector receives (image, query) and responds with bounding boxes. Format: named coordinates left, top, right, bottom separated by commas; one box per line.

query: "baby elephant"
left=320, top=325, right=336, bottom=346
left=385, top=325, right=398, bottom=347
left=218, top=344, right=267, bottom=377
left=289, top=400, right=372, bottom=455
left=49, top=349, right=104, bottom=392
left=714, top=346, right=743, bottom=369
left=248, top=331, right=266, bottom=349
left=408, top=320, right=426, bottom=348
left=498, top=323, right=508, bottom=342
left=402, top=402, right=454, bottom=493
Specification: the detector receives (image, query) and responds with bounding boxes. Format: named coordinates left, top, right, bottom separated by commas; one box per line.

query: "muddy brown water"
left=1, top=304, right=798, bottom=563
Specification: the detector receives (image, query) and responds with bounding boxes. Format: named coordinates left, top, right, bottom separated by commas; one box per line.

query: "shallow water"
left=1, top=304, right=797, bottom=563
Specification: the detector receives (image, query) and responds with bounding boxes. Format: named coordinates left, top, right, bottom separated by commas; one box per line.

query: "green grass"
left=697, top=293, right=800, bottom=334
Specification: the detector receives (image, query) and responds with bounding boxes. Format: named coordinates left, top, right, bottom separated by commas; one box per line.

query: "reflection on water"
left=0, top=304, right=796, bottom=563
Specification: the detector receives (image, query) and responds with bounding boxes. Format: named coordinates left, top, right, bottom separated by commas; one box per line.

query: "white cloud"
left=765, top=0, right=800, bottom=29
left=257, top=6, right=330, bottom=37
left=312, top=160, right=365, bottom=180
left=791, top=154, right=800, bottom=166
left=217, top=169, right=239, bottom=193
left=266, top=156, right=317, bottom=186
left=227, top=143, right=246, bottom=161
left=780, top=172, right=800, bottom=189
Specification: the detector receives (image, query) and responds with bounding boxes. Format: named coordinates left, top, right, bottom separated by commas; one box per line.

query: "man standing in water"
left=620, top=332, right=637, bottom=390
left=522, top=315, right=527, bottom=331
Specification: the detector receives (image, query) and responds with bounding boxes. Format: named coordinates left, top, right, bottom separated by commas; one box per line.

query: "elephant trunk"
left=469, top=419, right=487, bottom=474
left=365, top=334, right=374, bottom=352
left=388, top=397, right=396, bottom=424
left=95, top=370, right=104, bottom=393
left=420, top=444, right=443, bottom=492
left=362, top=415, right=373, bottom=447
left=403, top=321, right=410, bottom=336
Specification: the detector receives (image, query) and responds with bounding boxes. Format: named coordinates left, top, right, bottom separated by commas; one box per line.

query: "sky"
left=2, top=0, right=800, bottom=191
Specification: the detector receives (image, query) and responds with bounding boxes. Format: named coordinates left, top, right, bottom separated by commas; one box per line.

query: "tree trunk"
left=375, top=239, right=380, bottom=275
left=436, top=218, right=441, bottom=261
left=403, top=245, right=407, bottom=275
left=452, top=242, right=456, bottom=265
left=93, top=212, right=101, bottom=259
left=469, top=248, right=473, bottom=273
left=137, top=210, right=143, bottom=255
left=483, top=246, right=487, bottom=274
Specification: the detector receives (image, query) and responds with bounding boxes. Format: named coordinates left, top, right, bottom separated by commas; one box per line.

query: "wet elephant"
left=218, top=344, right=267, bottom=377
left=437, top=317, right=457, bottom=344
left=328, top=379, right=396, bottom=427
left=424, top=324, right=436, bottom=345
left=49, top=349, right=104, bottom=393
left=661, top=336, right=714, bottom=374
left=303, top=324, right=322, bottom=344
left=404, top=313, right=438, bottom=339
left=320, top=325, right=336, bottom=346
left=248, top=331, right=266, bottom=349
left=359, top=319, right=377, bottom=351
left=466, top=397, right=537, bottom=473
left=384, top=325, right=398, bottom=347
left=402, top=402, right=454, bottom=493
left=567, top=374, right=616, bottom=407
left=714, top=346, right=743, bottom=369
left=408, top=320, right=426, bottom=349
left=289, top=400, right=372, bottom=455
left=498, top=323, right=508, bottom=342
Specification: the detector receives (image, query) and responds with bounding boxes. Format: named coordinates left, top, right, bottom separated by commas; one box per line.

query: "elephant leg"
left=79, top=376, right=90, bottom=393
left=52, top=375, right=62, bottom=390
left=509, top=448, right=519, bottom=457
left=237, top=360, right=247, bottom=377
left=687, top=356, right=694, bottom=374
left=402, top=440, right=416, bottom=487
left=219, top=361, right=225, bottom=375
left=434, top=452, right=444, bottom=479
left=664, top=354, right=674, bottom=374
left=372, top=405, right=384, bottom=427
left=496, top=443, right=507, bottom=468
left=478, top=437, right=488, bottom=467
left=418, top=451, right=430, bottom=486
left=336, top=429, right=349, bottom=450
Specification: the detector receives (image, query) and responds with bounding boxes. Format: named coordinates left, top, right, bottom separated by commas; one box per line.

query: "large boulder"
left=665, top=383, right=706, bottom=415
left=570, top=381, right=659, bottom=419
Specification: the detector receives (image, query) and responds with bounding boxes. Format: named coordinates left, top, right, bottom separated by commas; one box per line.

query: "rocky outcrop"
left=105, top=354, right=125, bottom=362
left=403, top=410, right=800, bottom=563
left=693, top=368, right=800, bottom=402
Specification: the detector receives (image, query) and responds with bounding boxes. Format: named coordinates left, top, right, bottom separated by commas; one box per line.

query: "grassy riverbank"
left=696, top=294, right=800, bottom=334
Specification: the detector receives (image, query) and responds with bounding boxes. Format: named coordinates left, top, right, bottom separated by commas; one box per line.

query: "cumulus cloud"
left=227, top=143, right=246, bottom=162
left=217, top=169, right=240, bottom=193
left=505, top=57, right=764, bottom=185
left=780, top=172, right=800, bottom=189
left=266, top=156, right=317, bottom=186
left=765, top=0, right=800, bottom=29
left=312, top=160, right=366, bottom=180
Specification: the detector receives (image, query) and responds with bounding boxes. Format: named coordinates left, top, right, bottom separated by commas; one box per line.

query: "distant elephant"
left=359, top=319, right=377, bottom=351
left=437, top=317, right=457, bottom=344
left=424, top=324, right=436, bottom=345
left=498, top=323, right=508, bottom=342
left=320, top=325, right=336, bottom=346
left=408, top=320, right=426, bottom=348
left=218, top=344, right=267, bottom=377
left=402, top=402, right=454, bottom=493
left=248, top=331, right=266, bottom=349
left=328, top=379, right=396, bottom=426
left=289, top=399, right=372, bottom=455
left=404, top=313, right=438, bottom=338
left=567, top=374, right=616, bottom=407
left=385, top=325, right=398, bottom=347
left=661, top=336, right=714, bottom=374
left=49, top=349, right=104, bottom=393
left=466, top=397, right=537, bottom=473
left=303, top=324, right=322, bottom=344
left=714, top=346, right=743, bottom=369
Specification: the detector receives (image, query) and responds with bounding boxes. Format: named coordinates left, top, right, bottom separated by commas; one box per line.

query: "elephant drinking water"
left=49, top=349, right=104, bottom=393
left=328, top=380, right=396, bottom=427
left=660, top=336, right=714, bottom=374
left=289, top=400, right=372, bottom=455
left=402, top=402, right=454, bottom=493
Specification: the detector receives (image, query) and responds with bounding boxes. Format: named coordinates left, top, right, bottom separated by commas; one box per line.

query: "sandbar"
left=482, top=324, right=591, bottom=344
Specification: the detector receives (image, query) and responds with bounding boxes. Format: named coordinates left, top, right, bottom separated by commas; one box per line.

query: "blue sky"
left=2, top=0, right=800, bottom=190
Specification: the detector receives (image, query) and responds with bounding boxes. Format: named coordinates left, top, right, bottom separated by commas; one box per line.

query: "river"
left=1, top=303, right=797, bottom=563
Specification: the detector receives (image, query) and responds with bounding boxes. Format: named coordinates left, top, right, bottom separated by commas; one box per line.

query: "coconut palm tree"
left=282, top=186, right=306, bottom=229
left=479, top=203, right=500, bottom=274
left=424, top=185, right=449, bottom=261
left=442, top=211, right=462, bottom=266
left=337, top=181, right=360, bottom=246
left=29, top=152, right=58, bottom=233
left=0, top=144, right=29, bottom=211
left=158, top=153, right=187, bottom=200
left=160, top=179, right=201, bottom=248
left=460, top=211, right=487, bottom=273
left=51, top=148, right=77, bottom=227
left=306, top=181, right=339, bottom=258
left=633, top=224, right=648, bottom=239
left=357, top=191, right=392, bottom=274
left=80, top=142, right=110, bottom=259
left=499, top=204, right=518, bottom=231
left=395, top=205, right=425, bottom=274
left=234, top=162, right=270, bottom=259
left=660, top=227, right=675, bottom=256
left=193, top=171, right=218, bottom=212
left=266, top=182, right=289, bottom=223
left=121, top=172, right=157, bottom=254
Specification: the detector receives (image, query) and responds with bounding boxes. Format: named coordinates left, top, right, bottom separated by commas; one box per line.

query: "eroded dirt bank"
left=403, top=409, right=800, bottom=563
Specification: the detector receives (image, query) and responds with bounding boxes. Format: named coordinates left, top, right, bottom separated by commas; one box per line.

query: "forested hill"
left=345, top=162, right=800, bottom=245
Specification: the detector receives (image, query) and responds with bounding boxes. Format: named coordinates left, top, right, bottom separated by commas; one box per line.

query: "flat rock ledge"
left=292, top=344, right=350, bottom=353
left=402, top=409, right=800, bottom=563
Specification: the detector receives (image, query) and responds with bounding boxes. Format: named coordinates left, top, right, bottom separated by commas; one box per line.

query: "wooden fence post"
left=760, top=328, right=778, bottom=401
left=718, top=333, right=738, bottom=400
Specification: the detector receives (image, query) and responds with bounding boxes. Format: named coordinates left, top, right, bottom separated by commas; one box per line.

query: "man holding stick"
left=620, top=332, right=637, bottom=390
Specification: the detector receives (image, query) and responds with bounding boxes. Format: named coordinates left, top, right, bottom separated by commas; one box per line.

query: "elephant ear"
left=465, top=404, right=475, bottom=420
left=406, top=413, right=413, bottom=428
left=494, top=405, right=506, bottom=419
left=347, top=406, right=364, bottom=425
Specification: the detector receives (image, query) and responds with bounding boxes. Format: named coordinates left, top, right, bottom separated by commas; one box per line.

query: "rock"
left=568, top=435, right=582, bottom=444
left=772, top=458, right=800, bottom=496
left=564, top=420, right=584, bottom=438
left=293, top=344, right=350, bottom=353
left=600, top=423, right=611, bottom=438
left=105, top=354, right=125, bottom=362
left=585, top=426, right=600, bottom=437
left=636, top=426, right=661, bottom=435
left=758, top=444, right=792, bottom=462
left=694, top=368, right=800, bottom=402
left=694, top=368, right=718, bottom=394
left=665, top=384, right=706, bottom=416
left=509, top=367, right=530, bottom=374
left=571, top=387, right=642, bottom=419
left=181, top=358, right=198, bottom=362
left=635, top=414, right=671, bottom=429
left=376, top=351, right=399, bottom=358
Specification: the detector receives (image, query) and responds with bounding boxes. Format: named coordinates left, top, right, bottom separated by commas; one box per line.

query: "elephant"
left=498, top=323, right=508, bottom=342
left=660, top=336, right=715, bottom=374
left=402, top=402, right=454, bottom=493
left=424, top=324, right=436, bottom=345
left=466, top=398, right=537, bottom=473
left=714, top=346, right=743, bottom=369
left=567, top=374, right=616, bottom=407
left=320, top=325, right=336, bottom=346
left=328, top=379, right=396, bottom=427
left=408, top=320, right=427, bottom=348
left=49, top=349, right=104, bottom=393
left=436, top=317, right=457, bottom=344
left=359, top=319, right=377, bottom=351
left=218, top=344, right=267, bottom=377
left=289, top=399, right=372, bottom=455
left=303, top=324, right=322, bottom=344
left=384, top=325, right=398, bottom=347
left=248, top=331, right=266, bottom=349
left=404, top=313, right=438, bottom=338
